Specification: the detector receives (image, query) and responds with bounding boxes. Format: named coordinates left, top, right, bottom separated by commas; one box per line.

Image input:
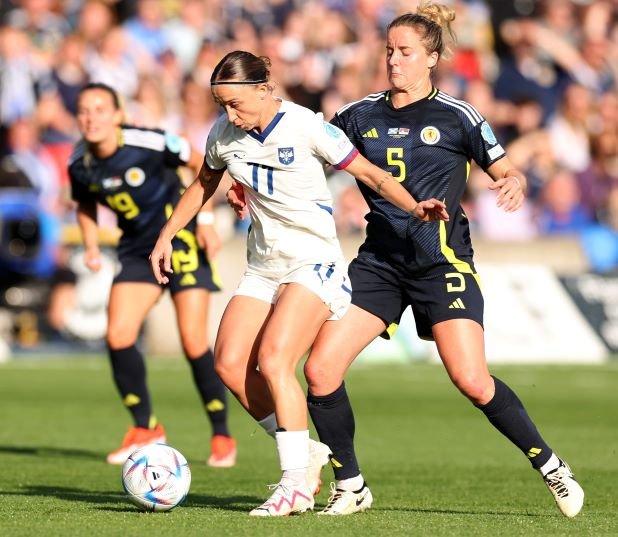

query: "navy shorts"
left=115, top=244, right=221, bottom=296
left=348, top=250, right=484, bottom=341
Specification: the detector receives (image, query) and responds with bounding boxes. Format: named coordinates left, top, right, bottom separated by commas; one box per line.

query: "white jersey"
left=205, top=99, right=358, bottom=273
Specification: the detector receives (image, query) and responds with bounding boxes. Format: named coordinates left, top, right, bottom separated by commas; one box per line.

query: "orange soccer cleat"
left=106, top=424, right=167, bottom=465
left=207, top=435, right=237, bottom=468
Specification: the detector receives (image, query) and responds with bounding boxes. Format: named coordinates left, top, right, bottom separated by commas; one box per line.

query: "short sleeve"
left=161, top=131, right=192, bottom=167
left=204, top=119, right=227, bottom=171
left=310, top=115, right=358, bottom=170
left=466, top=119, right=506, bottom=171
left=68, top=166, right=90, bottom=203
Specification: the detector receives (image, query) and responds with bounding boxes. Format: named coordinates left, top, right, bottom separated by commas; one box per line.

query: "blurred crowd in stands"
left=0, top=0, right=617, bottom=348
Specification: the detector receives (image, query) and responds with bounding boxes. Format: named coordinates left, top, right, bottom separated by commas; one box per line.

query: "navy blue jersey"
left=69, top=126, right=193, bottom=257
left=332, top=88, right=506, bottom=275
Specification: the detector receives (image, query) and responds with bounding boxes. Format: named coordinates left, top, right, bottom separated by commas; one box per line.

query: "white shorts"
left=234, top=261, right=352, bottom=320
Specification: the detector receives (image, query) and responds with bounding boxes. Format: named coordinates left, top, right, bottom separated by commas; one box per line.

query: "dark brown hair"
left=78, top=82, right=121, bottom=109
left=210, top=51, right=271, bottom=85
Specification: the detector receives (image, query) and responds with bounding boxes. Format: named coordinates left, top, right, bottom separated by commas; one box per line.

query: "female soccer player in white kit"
left=150, top=50, right=449, bottom=516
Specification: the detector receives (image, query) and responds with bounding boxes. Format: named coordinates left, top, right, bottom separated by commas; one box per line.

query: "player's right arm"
left=150, top=161, right=224, bottom=284
left=76, top=198, right=102, bottom=272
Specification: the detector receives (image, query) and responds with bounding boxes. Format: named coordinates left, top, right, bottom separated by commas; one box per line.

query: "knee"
left=182, top=341, right=207, bottom=360
left=304, top=357, right=341, bottom=396
left=106, top=324, right=137, bottom=350
left=256, top=347, right=289, bottom=384
left=213, top=351, right=244, bottom=391
left=451, top=371, right=494, bottom=405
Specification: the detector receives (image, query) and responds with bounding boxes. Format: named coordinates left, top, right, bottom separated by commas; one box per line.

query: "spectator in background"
left=85, top=26, right=140, bottom=100
left=577, top=128, right=618, bottom=222
left=123, top=0, right=169, bottom=64
left=547, top=82, right=592, bottom=173
left=538, top=167, right=593, bottom=234
left=4, top=116, right=61, bottom=215
left=0, top=26, right=56, bottom=127
left=75, top=0, right=117, bottom=54
left=162, top=0, right=210, bottom=75
left=4, top=0, right=71, bottom=62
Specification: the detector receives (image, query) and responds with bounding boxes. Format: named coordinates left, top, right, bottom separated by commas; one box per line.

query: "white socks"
left=276, top=429, right=309, bottom=486
left=257, top=413, right=278, bottom=438
left=336, top=474, right=365, bottom=492
left=539, top=453, right=560, bottom=477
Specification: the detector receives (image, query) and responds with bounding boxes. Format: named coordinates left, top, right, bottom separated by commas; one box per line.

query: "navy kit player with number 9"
left=68, top=83, right=236, bottom=467
left=150, top=50, right=448, bottom=517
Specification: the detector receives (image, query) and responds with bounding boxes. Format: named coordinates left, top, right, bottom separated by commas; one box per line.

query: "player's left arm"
left=185, top=148, right=221, bottom=258
left=486, top=156, right=527, bottom=212
left=345, top=153, right=449, bottom=222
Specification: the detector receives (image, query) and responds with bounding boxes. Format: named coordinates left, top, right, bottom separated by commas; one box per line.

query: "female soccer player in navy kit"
left=150, top=50, right=448, bottom=517
left=304, top=2, right=585, bottom=518
left=69, top=83, right=236, bottom=467
left=228, top=2, right=585, bottom=518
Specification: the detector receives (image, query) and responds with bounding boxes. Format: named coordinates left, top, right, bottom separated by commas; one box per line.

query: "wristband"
left=196, top=212, right=215, bottom=225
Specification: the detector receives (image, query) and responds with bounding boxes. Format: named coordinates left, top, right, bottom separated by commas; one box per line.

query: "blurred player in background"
left=68, top=83, right=236, bottom=467
left=150, top=50, right=448, bottom=517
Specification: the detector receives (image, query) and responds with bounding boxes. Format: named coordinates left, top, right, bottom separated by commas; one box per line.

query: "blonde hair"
left=388, top=2, right=457, bottom=62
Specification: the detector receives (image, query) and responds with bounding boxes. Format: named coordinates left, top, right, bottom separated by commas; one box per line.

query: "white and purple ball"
left=121, top=443, right=191, bottom=512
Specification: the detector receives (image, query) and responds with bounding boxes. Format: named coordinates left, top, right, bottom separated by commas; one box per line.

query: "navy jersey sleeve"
left=67, top=143, right=91, bottom=203
left=161, top=131, right=192, bottom=168
left=465, top=118, right=506, bottom=171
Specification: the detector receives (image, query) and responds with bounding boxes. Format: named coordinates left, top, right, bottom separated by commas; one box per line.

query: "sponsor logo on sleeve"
left=324, top=122, right=342, bottom=138
left=487, top=144, right=505, bottom=160
left=481, top=121, right=497, bottom=145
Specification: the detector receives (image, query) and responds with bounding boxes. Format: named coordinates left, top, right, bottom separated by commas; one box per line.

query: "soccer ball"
left=121, top=443, right=191, bottom=512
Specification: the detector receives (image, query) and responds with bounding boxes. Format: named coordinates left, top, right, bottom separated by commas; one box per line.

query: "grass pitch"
left=0, top=357, right=616, bottom=536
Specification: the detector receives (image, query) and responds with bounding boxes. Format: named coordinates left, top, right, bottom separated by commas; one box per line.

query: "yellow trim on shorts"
left=439, top=221, right=481, bottom=288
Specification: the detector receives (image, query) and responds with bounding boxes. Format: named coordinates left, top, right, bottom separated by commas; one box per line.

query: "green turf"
left=1, top=357, right=616, bottom=536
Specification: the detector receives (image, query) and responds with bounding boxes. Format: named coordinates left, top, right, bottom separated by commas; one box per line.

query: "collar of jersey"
left=384, top=87, right=437, bottom=111
left=246, top=110, right=286, bottom=143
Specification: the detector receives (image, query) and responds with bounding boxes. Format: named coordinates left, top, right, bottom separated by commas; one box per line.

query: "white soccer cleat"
left=542, top=458, right=584, bottom=518
left=249, top=482, right=314, bottom=517
left=318, top=482, right=373, bottom=515
left=307, top=440, right=332, bottom=495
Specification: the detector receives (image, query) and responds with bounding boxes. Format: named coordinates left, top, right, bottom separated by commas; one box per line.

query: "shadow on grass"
left=0, top=444, right=104, bottom=460
left=6, top=484, right=264, bottom=513
left=378, top=506, right=551, bottom=518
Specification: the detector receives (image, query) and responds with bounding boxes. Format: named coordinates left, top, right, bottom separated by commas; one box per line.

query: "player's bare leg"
left=174, top=288, right=236, bottom=467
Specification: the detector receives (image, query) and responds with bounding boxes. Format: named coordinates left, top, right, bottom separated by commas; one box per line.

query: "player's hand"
left=84, top=246, right=102, bottom=272
left=196, top=223, right=222, bottom=258
left=226, top=180, right=248, bottom=219
left=410, top=199, right=449, bottom=222
left=149, top=236, right=174, bottom=285
left=489, top=175, right=524, bottom=212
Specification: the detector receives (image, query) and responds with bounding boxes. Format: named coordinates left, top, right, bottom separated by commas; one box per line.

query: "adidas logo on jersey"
left=449, top=298, right=465, bottom=309
left=362, top=128, right=378, bottom=138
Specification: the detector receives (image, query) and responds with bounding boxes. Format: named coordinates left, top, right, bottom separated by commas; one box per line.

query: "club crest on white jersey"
left=278, top=147, right=295, bottom=165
